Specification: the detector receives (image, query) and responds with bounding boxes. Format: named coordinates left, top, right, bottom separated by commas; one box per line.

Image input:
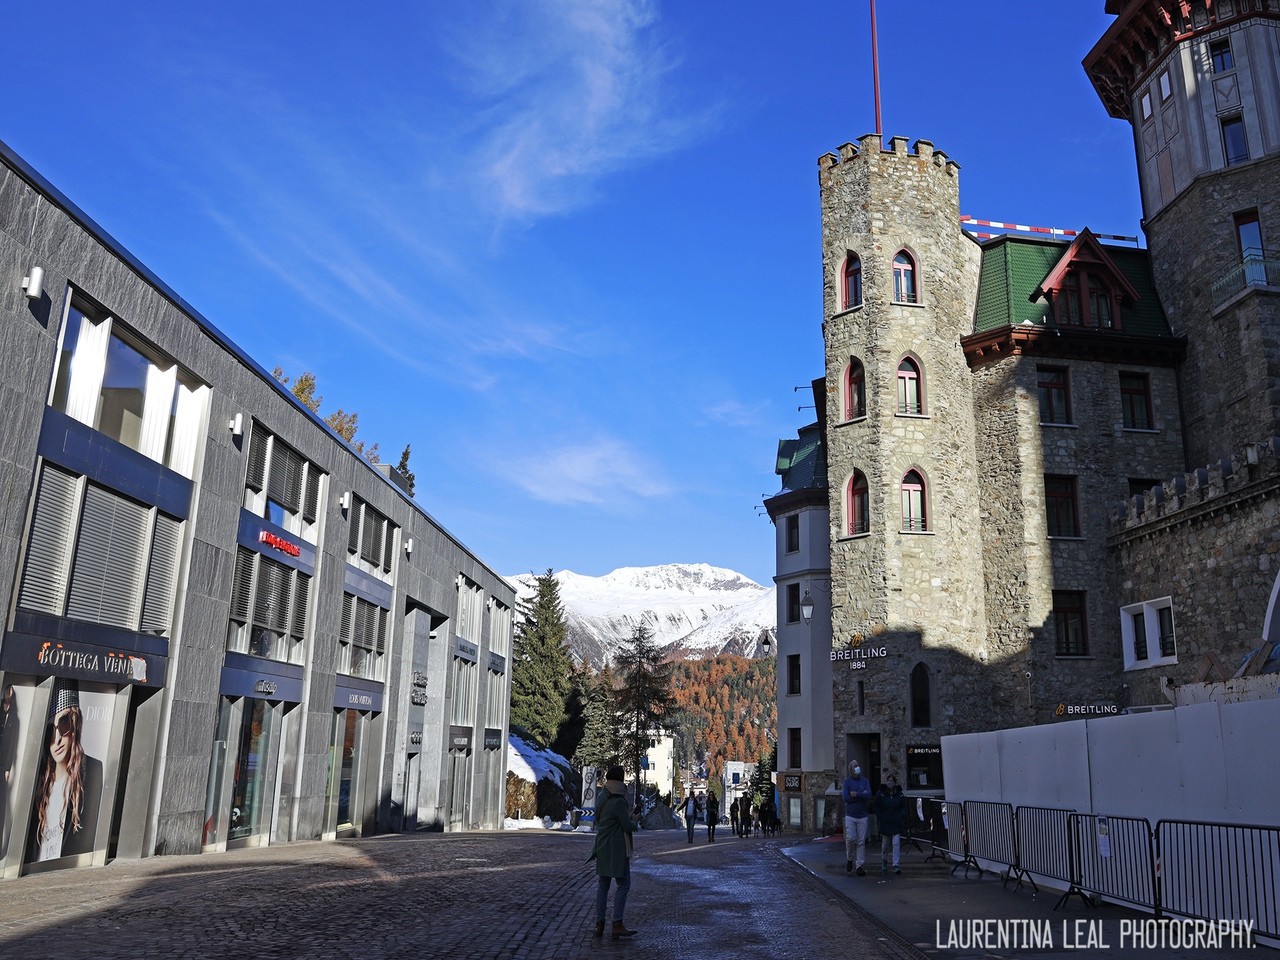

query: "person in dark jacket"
left=588, top=766, right=639, bottom=939
left=874, top=774, right=907, bottom=874
left=682, top=791, right=698, bottom=843
left=705, top=790, right=719, bottom=842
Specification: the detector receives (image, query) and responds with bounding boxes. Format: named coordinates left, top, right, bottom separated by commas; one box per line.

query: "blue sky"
left=0, top=2, right=1137, bottom=586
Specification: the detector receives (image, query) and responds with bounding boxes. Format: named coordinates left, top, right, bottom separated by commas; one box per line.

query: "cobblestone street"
left=0, top=830, right=922, bottom=960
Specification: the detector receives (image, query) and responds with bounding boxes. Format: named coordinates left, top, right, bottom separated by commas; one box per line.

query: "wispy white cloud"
left=444, top=0, right=715, bottom=219
left=495, top=436, right=674, bottom=505
left=702, top=399, right=768, bottom=428
left=143, top=0, right=715, bottom=391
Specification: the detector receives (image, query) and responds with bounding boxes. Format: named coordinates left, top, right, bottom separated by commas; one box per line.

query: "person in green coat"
left=589, top=765, right=639, bottom=939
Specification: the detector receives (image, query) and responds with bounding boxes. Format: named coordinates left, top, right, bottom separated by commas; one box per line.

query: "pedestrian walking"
left=705, top=790, right=719, bottom=842
left=842, top=759, right=872, bottom=875
left=682, top=792, right=697, bottom=843
left=874, top=774, right=906, bottom=874
left=589, top=765, right=639, bottom=939
left=729, top=798, right=740, bottom=837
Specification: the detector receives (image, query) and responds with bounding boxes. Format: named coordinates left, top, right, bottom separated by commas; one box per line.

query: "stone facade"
left=820, top=135, right=987, bottom=787
left=780, top=3, right=1280, bottom=805
left=1110, top=440, right=1280, bottom=706
left=1144, top=155, right=1280, bottom=465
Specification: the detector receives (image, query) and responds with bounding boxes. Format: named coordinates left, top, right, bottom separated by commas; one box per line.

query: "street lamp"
left=800, top=590, right=814, bottom=623
left=761, top=636, right=772, bottom=657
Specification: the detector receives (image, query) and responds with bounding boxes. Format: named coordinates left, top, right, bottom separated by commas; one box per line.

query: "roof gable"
left=1033, top=228, right=1142, bottom=304
left=974, top=234, right=1168, bottom=338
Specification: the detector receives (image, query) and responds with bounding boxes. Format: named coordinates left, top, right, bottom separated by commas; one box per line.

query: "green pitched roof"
left=973, top=235, right=1169, bottom=337
left=775, top=422, right=826, bottom=493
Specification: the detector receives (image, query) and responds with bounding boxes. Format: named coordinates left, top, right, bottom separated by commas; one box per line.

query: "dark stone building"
left=767, top=1, right=1280, bottom=824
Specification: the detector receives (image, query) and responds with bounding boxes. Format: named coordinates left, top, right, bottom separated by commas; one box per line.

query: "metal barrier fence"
left=962, top=800, right=1021, bottom=880
left=1157, top=820, right=1280, bottom=941
left=915, top=798, right=956, bottom=865
left=1069, top=813, right=1157, bottom=912
left=942, top=801, right=979, bottom=876
left=917, top=798, right=1280, bottom=940
left=1013, top=806, right=1074, bottom=891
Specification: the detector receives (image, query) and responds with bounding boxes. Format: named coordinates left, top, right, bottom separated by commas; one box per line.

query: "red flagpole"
left=870, top=0, right=882, bottom=136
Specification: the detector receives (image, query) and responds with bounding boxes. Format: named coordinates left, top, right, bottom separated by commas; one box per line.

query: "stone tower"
left=819, top=134, right=987, bottom=786
left=1085, top=0, right=1280, bottom=466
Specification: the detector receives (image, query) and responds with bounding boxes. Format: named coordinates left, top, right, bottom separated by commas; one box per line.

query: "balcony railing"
left=1211, top=253, right=1280, bottom=307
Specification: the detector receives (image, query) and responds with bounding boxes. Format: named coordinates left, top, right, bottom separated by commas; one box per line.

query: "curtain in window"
left=63, top=312, right=110, bottom=426
left=139, top=361, right=178, bottom=464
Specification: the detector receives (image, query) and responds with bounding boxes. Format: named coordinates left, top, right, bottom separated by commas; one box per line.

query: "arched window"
left=842, top=255, right=863, bottom=309
left=844, top=358, right=866, bottom=420
left=847, top=471, right=870, bottom=536
left=896, top=357, right=923, bottom=415
left=910, top=663, right=932, bottom=727
left=901, top=469, right=927, bottom=532
left=893, top=251, right=917, bottom=304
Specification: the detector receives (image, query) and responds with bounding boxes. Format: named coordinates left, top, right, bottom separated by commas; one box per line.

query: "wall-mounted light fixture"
left=227, top=412, right=244, bottom=436
left=339, top=491, right=352, bottom=511
left=22, top=266, right=44, bottom=300
left=404, top=537, right=414, bottom=557
left=761, top=635, right=772, bottom=657
left=800, top=590, right=815, bottom=623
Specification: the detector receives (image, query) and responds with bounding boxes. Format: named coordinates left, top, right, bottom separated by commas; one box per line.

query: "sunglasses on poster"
left=49, top=712, right=77, bottom=737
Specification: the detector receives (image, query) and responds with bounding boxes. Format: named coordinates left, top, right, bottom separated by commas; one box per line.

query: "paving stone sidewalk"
left=0, top=829, right=923, bottom=960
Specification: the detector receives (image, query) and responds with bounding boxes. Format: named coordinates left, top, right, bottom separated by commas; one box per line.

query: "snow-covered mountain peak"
left=506, top=563, right=775, bottom=667
left=594, top=563, right=764, bottom=595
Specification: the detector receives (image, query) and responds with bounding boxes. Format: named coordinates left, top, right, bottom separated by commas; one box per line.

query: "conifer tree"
left=614, top=622, right=675, bottom=789
left=572, top=665, right=618, bottom=771
left=396, top=444, right=416, bottom=497
left=510, top=570, right=573, bottom=747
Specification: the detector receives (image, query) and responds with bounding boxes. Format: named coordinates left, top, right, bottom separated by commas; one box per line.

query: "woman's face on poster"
left=49, top=708, right=77, bottom=766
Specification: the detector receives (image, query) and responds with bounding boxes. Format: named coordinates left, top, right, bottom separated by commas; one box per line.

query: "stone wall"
left=820, top=135, right=987, bottom=783
left=1110, top=437, right=1280, bottom=706
left=1144, top=154, right=1280, bottom=465
left=970, top=348, right=1187, bottom=722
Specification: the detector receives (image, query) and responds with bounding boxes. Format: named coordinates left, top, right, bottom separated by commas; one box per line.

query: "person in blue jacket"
left=842, top=759, right=872, bottom=875
left=589, top=765, right=639, bottom=939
